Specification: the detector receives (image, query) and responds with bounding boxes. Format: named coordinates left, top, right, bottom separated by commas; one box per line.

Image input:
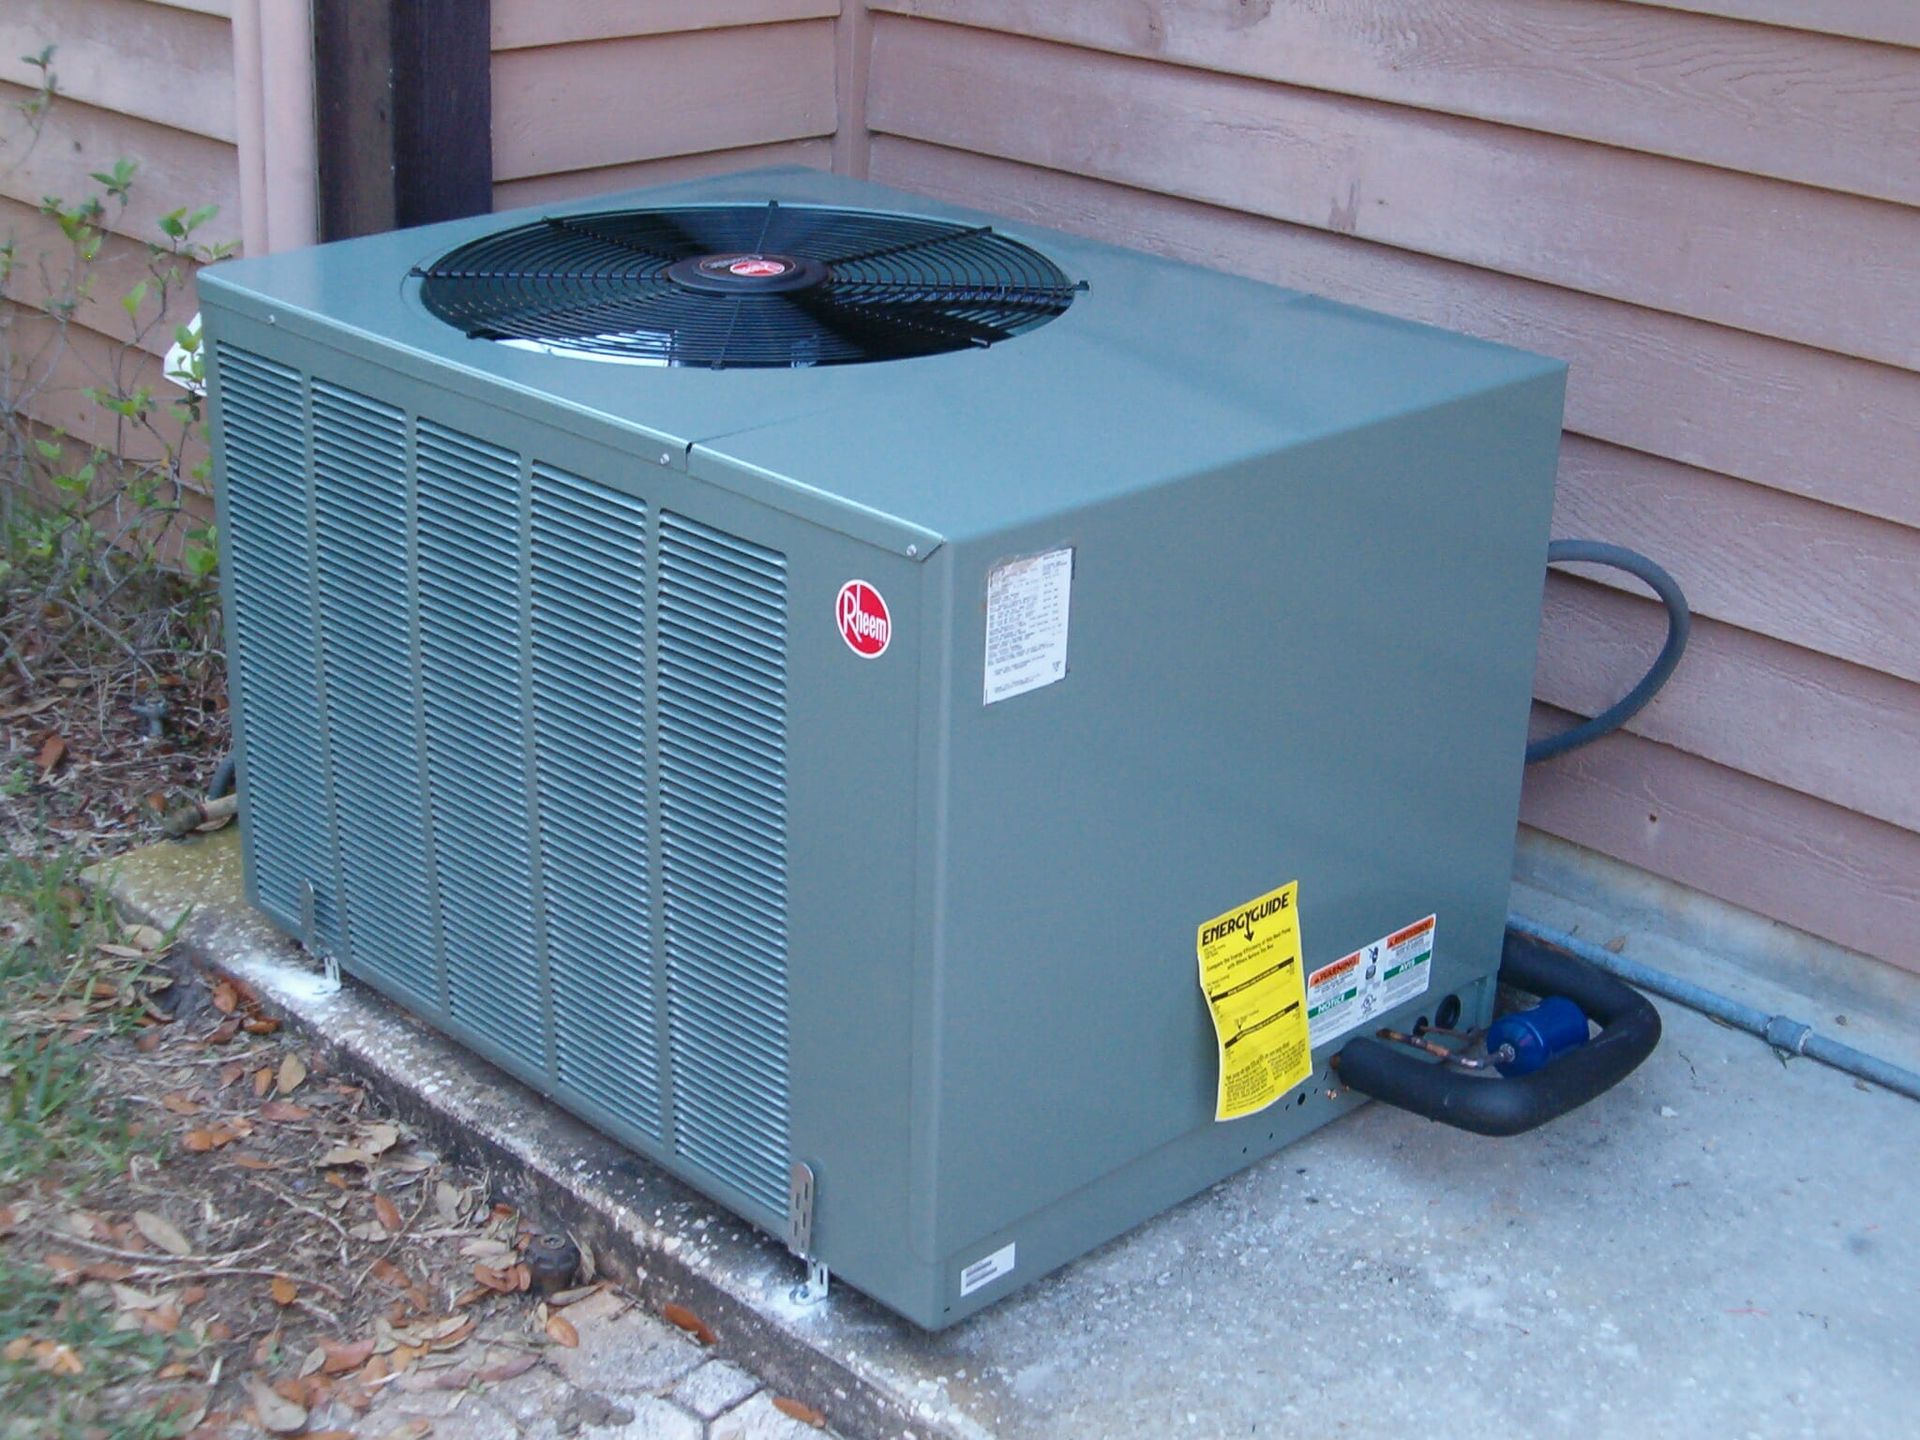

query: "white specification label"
left=960, top=1242, right=1017, bottom=1296
left=1306, top=914, right=1436, bottom=1048
left=984, top=548, right=1073, bottom=705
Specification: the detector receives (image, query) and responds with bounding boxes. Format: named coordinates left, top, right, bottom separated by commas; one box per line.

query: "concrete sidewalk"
left=106, top=832, right=1920, bottom=1440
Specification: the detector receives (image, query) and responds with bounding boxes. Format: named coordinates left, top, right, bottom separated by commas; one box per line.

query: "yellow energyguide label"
left=1196, top=881, right=1313, bottom=1121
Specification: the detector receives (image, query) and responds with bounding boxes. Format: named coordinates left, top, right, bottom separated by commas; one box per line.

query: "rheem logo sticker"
left=836, top=580, right=891, bottom=658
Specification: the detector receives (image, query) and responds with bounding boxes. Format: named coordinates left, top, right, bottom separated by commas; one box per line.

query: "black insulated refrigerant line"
left=1516, top=538, right=1920, bottom=1104
left=1524, top=539, right=1691, bottom=764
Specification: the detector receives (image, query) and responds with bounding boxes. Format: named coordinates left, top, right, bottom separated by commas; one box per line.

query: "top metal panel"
left=198, top=167, right=1563, bottom=551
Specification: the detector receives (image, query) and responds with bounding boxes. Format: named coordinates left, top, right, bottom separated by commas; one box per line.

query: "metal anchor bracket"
left=791, top=1258, right=830, bottom=1306
left=300, top=880, right=342, bottom=995
left=786, top=1161, right=828, bottom=1305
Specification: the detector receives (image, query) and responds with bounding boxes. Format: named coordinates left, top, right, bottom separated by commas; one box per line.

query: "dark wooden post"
left=315, top=0, right=493, bottom=241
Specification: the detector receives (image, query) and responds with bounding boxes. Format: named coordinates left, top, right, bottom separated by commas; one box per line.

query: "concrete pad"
left=672, top=1361, right=763, bottom=1421
left=107, top=832, right=1920, bottom=1439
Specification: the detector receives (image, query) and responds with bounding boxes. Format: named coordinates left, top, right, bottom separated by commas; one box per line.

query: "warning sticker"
left=1196, top=881, right=1313, bottom=1122
left=1306, top=914, right=1437, bottom=1048
left=983, top=548, right=1073, bottom=704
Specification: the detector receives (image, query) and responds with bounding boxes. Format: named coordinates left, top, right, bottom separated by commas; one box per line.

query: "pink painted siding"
left=0, top=0, right=244, bottom=460
left=489, top=2, right=842, bottom=207
left=841, top=2, right=1920, bottom=970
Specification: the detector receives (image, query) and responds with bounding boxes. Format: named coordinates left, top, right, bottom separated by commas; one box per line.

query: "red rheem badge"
left=836, top=580, right=891, bottom=658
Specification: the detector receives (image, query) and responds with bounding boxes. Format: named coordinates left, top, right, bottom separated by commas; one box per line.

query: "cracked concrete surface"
left=107, top=831, right=1920, bottom=1438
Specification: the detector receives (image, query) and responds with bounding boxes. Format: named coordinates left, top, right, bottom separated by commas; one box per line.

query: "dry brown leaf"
left=133, top=1211, right=193, bottom=1257
left=369, top=1257, right=408, bottom=1288
left=142, top=1304, right=183, bottom=1336
left=317, top=1146, right=373, bottom=1168
left=218, top=1061, right=246, bottom=1086
left=276, top=1053, right=307, bottom=1095
left=0, top=695, right=58, bottom=720
left=159, top=1091, right=202, bottom=1116
left=231, top=1155, right=278, bottom=1171
left=270, top=1274, right=297, bottom=1306
left=0, top=1204, right=18, bottom=1238
left=428, top=1319, right=474, bottom=1353
left=35, top=1341, right=84, bottom=1376
left=205, top=1017, right=242, bottom=1045
left=245, top=1375, right=306, bottom=1434
left=547, top=1284, right=601, bottom=1307
left=772, top=1396, right=828, bottom=1429
left=476, top=1354, right=539, bottom=1384
left=543, top=1314, right=579, bottom=1349
left=242, top=1015, right=282, bottom=1035
left=210, top=980, right=238, bottom=1015
left=124, top=924, right=168, bottom=951
left=660, top=1302, right=716, bottom=1346
left=251, top=1067, right=273, bottom=1099
left=35, top=734, right=67, bottom=775
left=319, top=1337, right=376, bottom=1375
left=183, top=1127, right=243, bottom=1153
left=373, top=1193, right=403, bottom=1234
left=380, top=1421, right=431, bottom=1440
left=360, top=1122, right=401, bottom=1155
left=259, top=1100, right=311, bottom=1123
left=2, top=1336, right=32, bottom=1362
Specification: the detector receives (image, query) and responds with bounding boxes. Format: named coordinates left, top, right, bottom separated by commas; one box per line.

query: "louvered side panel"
left=657, top=513, right=791, bottom=1214
left=527, top=465, right=660, bottom=1140
left=309, top=385, right=439, bottom=1013
left=414, top=422, right=544, bottom=1072
left=213, top=346, right=338, bottom=947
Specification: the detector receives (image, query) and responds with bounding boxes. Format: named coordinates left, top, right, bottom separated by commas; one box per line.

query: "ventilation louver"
left=416, top=201, right=1082, bottom=368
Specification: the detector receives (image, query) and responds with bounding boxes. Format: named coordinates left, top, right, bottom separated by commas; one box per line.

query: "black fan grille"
left=415, top=202, right=1083, bottom=369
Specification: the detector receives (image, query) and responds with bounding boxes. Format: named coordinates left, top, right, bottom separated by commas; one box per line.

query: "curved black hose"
left=1526, top=540, right=1690, bottom=764
left=207, top=753, right=236, bottom=801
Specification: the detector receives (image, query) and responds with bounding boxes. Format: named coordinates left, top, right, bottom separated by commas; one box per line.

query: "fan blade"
left=816, top=222, right=993, bottom=269
left=823, top=280, right=1080, bottom=312
left=438, top=276, right=680, bottom=336
left=785, top=289, right=1008, bottom=352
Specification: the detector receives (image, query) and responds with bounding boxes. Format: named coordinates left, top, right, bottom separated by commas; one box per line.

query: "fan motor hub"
left=666, top=253, right=826, bottom=296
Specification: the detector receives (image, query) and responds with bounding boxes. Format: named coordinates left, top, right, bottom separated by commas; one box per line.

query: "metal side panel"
left=211, top=346, right=338, bottom=947
left=527, top=464, right=662, bottom=1141
left=308, top=383, right=442, bottom=1014
left=414, top=421, right=545, bottom=1074
left=657, top=512, right=792, bottom=1217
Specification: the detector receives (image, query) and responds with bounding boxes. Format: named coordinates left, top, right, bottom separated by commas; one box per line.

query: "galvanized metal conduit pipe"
left=1507, top=914, right=1920, bottom=1103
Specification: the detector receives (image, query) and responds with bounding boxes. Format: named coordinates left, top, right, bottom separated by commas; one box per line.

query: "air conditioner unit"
left=201, top=168, right=1572, bottom=1329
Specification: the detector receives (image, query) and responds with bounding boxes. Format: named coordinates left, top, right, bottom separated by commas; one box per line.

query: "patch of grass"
left=0, top=853, right=154, bottom=1191
left=0, top=1255, right=183, bottom=1440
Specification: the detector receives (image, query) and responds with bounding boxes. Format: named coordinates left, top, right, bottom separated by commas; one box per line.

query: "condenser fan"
left=415, top=201, right=1084, bottom=369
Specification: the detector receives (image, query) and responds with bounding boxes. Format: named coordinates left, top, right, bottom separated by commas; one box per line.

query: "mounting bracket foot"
left=790, top=1259, right=830, bottom=1306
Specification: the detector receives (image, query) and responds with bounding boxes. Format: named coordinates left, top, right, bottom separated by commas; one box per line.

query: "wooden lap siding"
left=489, top=2, right=842, bottom=208
left=843, top=4, right=1920, bottom=970
left=0, top=0, right=239, bottom=465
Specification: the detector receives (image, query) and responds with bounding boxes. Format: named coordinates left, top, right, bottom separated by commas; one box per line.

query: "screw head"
left=906, top=544, right=918, bottom=558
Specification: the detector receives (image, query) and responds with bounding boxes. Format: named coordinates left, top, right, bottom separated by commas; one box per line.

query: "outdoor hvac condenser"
left=201, top=168, right=1595, bottom=1329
